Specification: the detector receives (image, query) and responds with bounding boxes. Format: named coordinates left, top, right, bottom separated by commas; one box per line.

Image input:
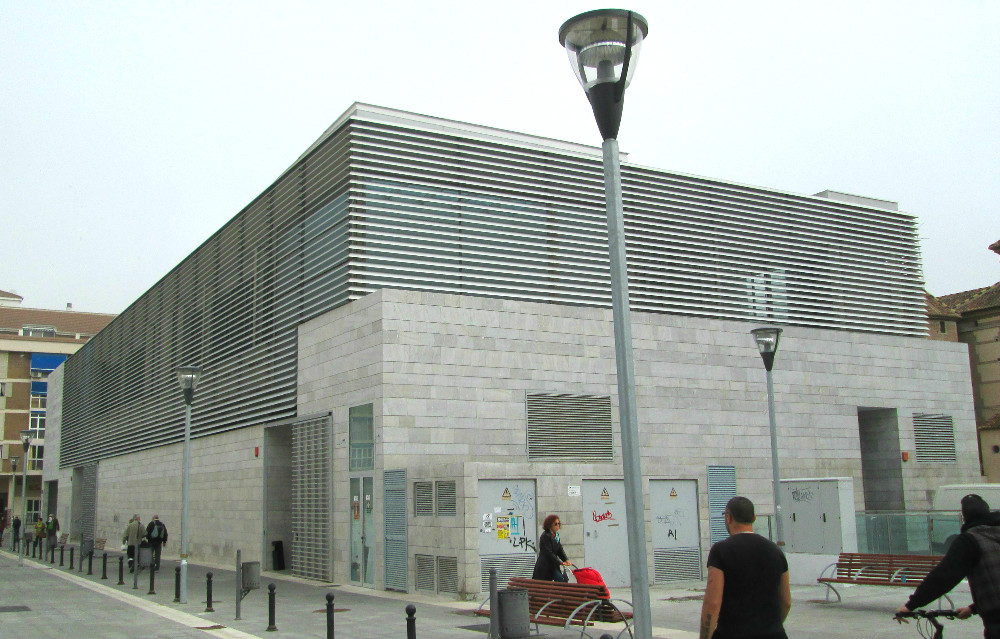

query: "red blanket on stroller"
left=572, top=566, right=610, bottom=598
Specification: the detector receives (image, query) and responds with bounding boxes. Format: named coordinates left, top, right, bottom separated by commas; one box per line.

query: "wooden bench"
left=476, top=578, right=633, bottom=639
left=818, top=553, right=952, bottom=606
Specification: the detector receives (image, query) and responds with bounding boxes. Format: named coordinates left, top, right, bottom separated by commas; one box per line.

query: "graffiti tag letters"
left=593, top=510, right=616, bottom=523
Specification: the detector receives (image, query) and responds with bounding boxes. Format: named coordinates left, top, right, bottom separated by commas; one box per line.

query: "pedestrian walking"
left=0, top=509, right=7, bottom=547
left=11, top=514, right=21, bottom=551
left=122, top=514, right=143, bottom=572
left=145, top=514, right=168, bottom=571
left=45, top=513, right=60, bottom=551
left=700, top=496, right=791, bottom=639
left=532, top=514, right=572, bottom=582
left=897, top=493, right=1000, bottom=638
left=33, top=516, right=44, bottom=553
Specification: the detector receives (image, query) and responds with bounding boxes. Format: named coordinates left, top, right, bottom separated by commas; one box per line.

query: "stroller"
left=569, top=564, right=610, bottom=599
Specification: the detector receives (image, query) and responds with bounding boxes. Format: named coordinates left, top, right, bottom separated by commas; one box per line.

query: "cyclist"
left=896, top=494, right=1000, bottom=638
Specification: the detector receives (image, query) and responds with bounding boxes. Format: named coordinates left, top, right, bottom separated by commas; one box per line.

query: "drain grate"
left=0, top=606, right=30, bottom=613
left=313, top=608, right=350, bottom=613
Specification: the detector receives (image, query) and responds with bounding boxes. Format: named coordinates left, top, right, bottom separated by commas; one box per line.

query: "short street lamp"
left=19, top=430, right=31, bottom=566
left=751, top=327, right=784, bottom=545
left=175, top=365, right=203, bottom=604
left=9, top=456, right=18, bottom=555
left=559, top=10, right=652, bottom=639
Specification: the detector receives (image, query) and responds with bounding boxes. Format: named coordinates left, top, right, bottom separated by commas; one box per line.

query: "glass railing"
left=855, top=511, right=961, bottom=555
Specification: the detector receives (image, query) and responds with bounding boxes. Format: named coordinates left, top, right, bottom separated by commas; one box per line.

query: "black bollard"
left=50, top=545, right=55, bottom=564
left=118, top=556, right=125, bottom=585
left=266, top=583, right=277, bottom=632
left=78, top=547, right=83, bottom=572
left=102, top=552, right=108, bottom=580
left=87, top=551, right=94, bottom=575
left=326, top=593, right=335, bottom=639
left=205, top=572, right=215, bottom=612
left=60, top=545, right=65, bottom=566
left=148, top=560, right=156, bottom=595
left=69, top=546, right=74, bottom=570
left=174, top=565, right=181, bottom=602
left=599, top=635, right=614, bottom=639
left=405, top=604, right=416, bottom=639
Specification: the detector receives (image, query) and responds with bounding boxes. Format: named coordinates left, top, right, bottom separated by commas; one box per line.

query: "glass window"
left=30, top=394, right=47, bottom=410
left=27, top=499, right=40, bottom=523
left=349, top=404, right=374, bottom=471
left=29, top=413, right=45, bottom=440
left=29, top=446, right=43, bottom=471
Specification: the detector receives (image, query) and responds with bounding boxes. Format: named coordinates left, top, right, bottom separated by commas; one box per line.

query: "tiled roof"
left=0, top=289, right=23, bottom=301
left=0, top=306, right=116, bottom=337
left=990, top=239, right=1000, bottom=256
left=981, top=413, right=1000, bottom=432
left=925, top=291, right=961, bottom=319
left=939, top=282, right=1000, bottom=314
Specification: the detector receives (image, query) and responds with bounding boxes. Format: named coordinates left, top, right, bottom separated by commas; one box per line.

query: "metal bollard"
left=60, top=545, right=65, bottom=566
left=325, top=593, right=335, bottom=639
left=174, top=565, right=181, bottom=602
left=599, top=635, right=614, bottom=639
left=87, top=551, right=94, bottom=575
left=148, top=560, right=156, bottom=595
left=118, top=556, right=125, bottom=585
left=266, top=583, right=277, bottom=632
left=50, top=545, right=55, bottom=564
left=78, top=548, right=83, bottom=572
left=405, top=604, right=416, bottom=639
left=205, top=572, right=215, bottom=612
left=69, top=547, right=74, bottom=570
left=102, top=552, right=108, bottom=580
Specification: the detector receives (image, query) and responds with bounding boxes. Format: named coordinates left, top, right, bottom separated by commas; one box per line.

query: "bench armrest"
left=818, top=562, right=839, bottom=580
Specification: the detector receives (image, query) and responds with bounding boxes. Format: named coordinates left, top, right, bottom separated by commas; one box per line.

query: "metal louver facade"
left=59, top=103, right=928, bottom=466
left=526, top=393, right=614, bottom=461
left=383, top=469, right=407, bottom=592
left=913, top=414, right=957, bottom=463
left=707, top=465, right=737, bottom=545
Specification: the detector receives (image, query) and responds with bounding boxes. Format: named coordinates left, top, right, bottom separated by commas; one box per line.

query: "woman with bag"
left=532, top=514, right=572, bottom=581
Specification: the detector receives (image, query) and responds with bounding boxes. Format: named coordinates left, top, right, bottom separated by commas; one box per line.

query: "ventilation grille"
left=415, top=554, right=435, bottom=592
left=526, top=393, right=613, bottom=461
left=654, top=547, right=703, bottom=582
left=291, top=416, right=331, bottom=581
left=707, top=465, right=736, bottom=545
left=436, top=481, right=457, bottom=516
left=913, top=414, right=957, bottom=463
left=384, top=469, right=408, bottom=592
left=414, top=482, right=434, bottom=516
left=437, top=556, right=459, bottom=594
left=480, top=553, right=536, bottom=592
left=78, top=464, right=98, bottom=544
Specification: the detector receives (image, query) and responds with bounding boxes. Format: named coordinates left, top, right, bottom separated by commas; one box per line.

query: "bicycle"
left=893, top=609, right=961, bottom=639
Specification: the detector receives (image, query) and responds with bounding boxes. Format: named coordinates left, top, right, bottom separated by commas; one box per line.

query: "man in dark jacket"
left=145, top=515, right=168, bottom=571
left=897, top=494, right=1000, bottom=638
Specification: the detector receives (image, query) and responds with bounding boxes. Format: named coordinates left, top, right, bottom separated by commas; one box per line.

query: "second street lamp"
left=175, top=365, right=203, bottom=604
left=10, top=456, right=18, bottom=556
left=751, top=327, right=784, bottom=545
left=559, top=10, right=652, bottom=639
left=19, top=430, right=31, bottom=567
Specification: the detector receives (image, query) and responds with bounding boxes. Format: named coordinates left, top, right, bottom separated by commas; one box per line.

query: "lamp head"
left=559, top=9, right=648, bottom=140
left=10, top=456, right=17, bottom=472
left=750, top=327, right=783, bottom=372
left=175, top=365, right=203, bottom=405
left=19, top=430, right=31, bottom=452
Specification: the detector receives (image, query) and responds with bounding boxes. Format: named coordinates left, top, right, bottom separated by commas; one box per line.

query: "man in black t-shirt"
left=700, top=496, right=791, bottom=639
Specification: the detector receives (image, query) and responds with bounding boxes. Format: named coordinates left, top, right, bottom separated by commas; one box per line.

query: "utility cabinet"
left=780, top=477, right=857, bottom=554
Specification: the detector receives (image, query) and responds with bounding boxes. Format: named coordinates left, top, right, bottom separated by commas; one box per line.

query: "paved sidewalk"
left=0, top=545, right=986, bottom=639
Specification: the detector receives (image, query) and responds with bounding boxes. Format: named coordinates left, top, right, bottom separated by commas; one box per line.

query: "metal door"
left=350, top=476, right=375, bottom=587
left=477, top=479, right=537, bottom=591
left=383, top=470, right=407, bottom=592
left=783, top=480, right=842, bottom=553
left=650, top=479, right=702, bottom=581
left=582, top=480, right=629, bottom=587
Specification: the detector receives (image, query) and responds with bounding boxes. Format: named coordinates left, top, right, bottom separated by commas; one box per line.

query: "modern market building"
left=44, top=104, right=980, bottom=597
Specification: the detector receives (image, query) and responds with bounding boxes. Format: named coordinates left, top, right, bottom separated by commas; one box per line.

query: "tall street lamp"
left=19, top=430, right=31, bottom=566
left=751, top=327, right=784, bottom=545
left=175, top=365, right=203, bottom=604
left=559, top=10, right=652, bottom=638
left=9, top=456, right=18, bottom=555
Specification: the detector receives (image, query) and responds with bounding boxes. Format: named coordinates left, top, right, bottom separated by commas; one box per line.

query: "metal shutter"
left=526, top=393, right=613, bottom=461
left=291, top=416, right=332, bottom=580
left=707, top=465, right=736, bottom=545
left=435, top=481, right=456, bottom=516
left=913, top=414, right=957, bottom=463
left=384, top=469, right=407, bottom=592
left=414, top=482, right=433, bottom=516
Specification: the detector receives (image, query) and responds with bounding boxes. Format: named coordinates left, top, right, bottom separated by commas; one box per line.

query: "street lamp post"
left=751, top=327, right=784, bottom=545
left=10, top=456, right=18, bottom=555
left=559, top=10, right=652, bottom=639
left=175, top=365, right=203, bottom=604
left=19, top=430, right=31, bottom=566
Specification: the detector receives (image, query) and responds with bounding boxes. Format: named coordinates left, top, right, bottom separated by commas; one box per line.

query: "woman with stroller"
left=532, top=514, right=572, bottom=581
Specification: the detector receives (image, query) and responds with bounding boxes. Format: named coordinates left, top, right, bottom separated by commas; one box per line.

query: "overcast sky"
left=2, top=1, right=997, bottom=313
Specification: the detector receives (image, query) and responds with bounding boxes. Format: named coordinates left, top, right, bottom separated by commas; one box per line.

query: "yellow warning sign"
left=601, top=488, right=610, bottom=500
left=670, top=488, right=678, bottom=498
left=502, top=488, right=512, bottom=500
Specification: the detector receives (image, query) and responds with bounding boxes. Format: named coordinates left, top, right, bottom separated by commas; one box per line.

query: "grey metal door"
left=477, top=479, right=537, bottom=592
left=383, top=469, right=407, bottom=592
left=582, top=480, right=629, bottom=587
left=350, top=476, right=375, bottom=587
left=650, top=479, right=701, bottom=581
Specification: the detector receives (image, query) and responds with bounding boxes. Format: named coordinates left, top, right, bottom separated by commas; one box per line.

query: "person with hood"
left=145, top=514, right=168, bottom=571
left=11, top=514, right=21, bottom=551
left=45, top=513, right=60, bottom=552
left=897, top=494, right=1000, bottom=638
